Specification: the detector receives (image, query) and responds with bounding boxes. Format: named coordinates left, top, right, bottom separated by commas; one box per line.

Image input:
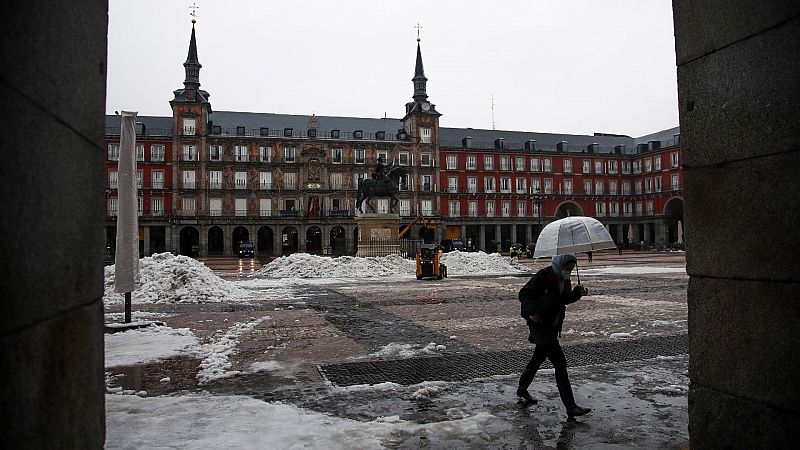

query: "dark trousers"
left=518, top=340, right=576, bottom=408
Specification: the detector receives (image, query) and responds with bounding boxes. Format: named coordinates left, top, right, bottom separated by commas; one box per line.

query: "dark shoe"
left=566, top=405, right=591, bottom=418
left=516, top=388, right=538, bottom=405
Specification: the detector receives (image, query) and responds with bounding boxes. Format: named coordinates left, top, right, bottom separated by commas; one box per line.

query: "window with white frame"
left=209, top=198, right=222, bottom=216
left=138, top=197, right=143, bottom=216
left=108, top=144, right=120, bottom=161
left=355, top=172, right=368, bottom=189
left=400, top=199, right=411, bottom=216
left=500, top=177, right=511, bottom=193
left=446, top=155, right=457, bottom=169
left=136, top=144, right=144, bottom=162
left=398, top=152, right=409, bottom=166
left=655, top=176, right=663, bottom=192
left=516, top=177, right=527, bottom=193
left=486, top=200, right=495, bottom=217
left=501, top=201, right=511, bottom=217
left=151, top=197, right=163, bottom=216
left=467, top=177, right=477, bottom=193
left=420, top=127, right=432, bottom=144
left=209, top=145, right=221, bottom=161
left=635, top=201, right=643, bottom=216
left=622, top=161, right=631, bottom=174
left=330, top=172, right=343, bottom=190
left=332, top=148, right=343, bottom=164
left=635, top=180, right=642, bottom=194
left=284, top=146, right=296, bottom=163
left=532, top=178, right=541, bottom=193
left=624, top=202, right=632, bottom=216
left=584, top=180, right=592, bottom=195
left=594, top=161, right=603, bottom=174
left=645, top=158, right=652, bottom=173
left=209, top=170, right=222, bottom=189
left=151, top=170, right=163, bottom=189
left=543, top=158, right=552, bottom=172
left=449, top=201, right=460, bottom=217
left=422, top=174, right=432, bottom=191
left=331, top=199, right=342, bottom=211
left=622, top=180, right=631, bottom=195
left=377, top=150, right=388, bottom=163
left=582, top=160, right=591, bottom=174
left=235, top=145, right=248, bottom=162
left=448, top=177, right=459, bottom=193
left=484, top=177, right=495, bottom=193
left=544, top=178, right=553, bottom=194
left=517, top=201, right=526, bottom=217
left=500, top=156, right=511, bottom=171
left=485, top=155, right=494, bottom=170
left=647, top=200, right=654, bottom=215
left=563, top=159, right=572, bottom=173
left=355, top=148, right=365, bottom=164
left=260, top=146, right=272, bottom=162
left=235, top=198, right=247, bottom=216
left=183, top=117, right=196, bottom=135
left=421, top=152, right=431, bottom=166
left=595, top=180, right=604, bottom=195
left=260, top=171, right=272, bottom=190
left=645, top=178, right=653, bottom=193
left=151, top=145, right=165, bottom=162
left=260, top=198, right=272, bottom=216
left=421, top=200, right=433, bottom=215
left=284, top=199, right=296, bottom=211
left=183, top=197, right=196, bottom=215
left=235, top=172, right=247, bottom=190
left=183, top=144, right=197, bottom=161
left=530, top=157, right=540, bottom=172
left=633, top=161, right=641, bottom=174
left=182, top=170, right=196, bottom=189
left=466, top=155, right=477, bottom=170
left=610, top=202, right=619, bottom=217
left=108, top=197, right=118, bottom=216
left=564, top=179, right=573, bottom=195
left=672, top=174, right=680, bottom=190
left=468, top=201, right=478, bottom=217
left=671, top=152, right=679, bottom=168
left=109, top=170, right=118, bottom=189
left=654, top=156, right=662, bottom=171
left=532, top=201, right=541, bottom=217
left=595, top=202, right=605, bottom=216
left=284, top=172, right=297, bottom=189
left=608, top=160, right=618, bottom=174
left=399, top=174, right=410, bottom=191
left=136, top=170, right=143, bottom=188
left=516, top=156, right=525, bottom=171
left=609, top=180, right=617, bottom=195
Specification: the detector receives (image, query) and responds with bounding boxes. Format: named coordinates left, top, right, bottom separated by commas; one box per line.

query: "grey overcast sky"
left=106, top=0, right=678, bottom=137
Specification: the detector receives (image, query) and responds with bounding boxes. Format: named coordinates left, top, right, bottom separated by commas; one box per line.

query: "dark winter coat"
left=519, top=266, right=584, bottom=344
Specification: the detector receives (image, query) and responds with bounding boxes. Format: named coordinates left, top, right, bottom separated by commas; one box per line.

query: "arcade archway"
left=208, top=226, right=224, bottom=255
left=281, top=226, right=298, bottom=255
left=179, top=226, right=200, bottom=257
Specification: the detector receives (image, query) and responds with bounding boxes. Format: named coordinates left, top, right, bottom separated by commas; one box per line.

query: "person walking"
left=516, top=253, right=592, bottom=418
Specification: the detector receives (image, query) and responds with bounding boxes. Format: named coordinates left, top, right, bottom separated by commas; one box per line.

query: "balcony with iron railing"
left=208, top=127, right=407, bottom=142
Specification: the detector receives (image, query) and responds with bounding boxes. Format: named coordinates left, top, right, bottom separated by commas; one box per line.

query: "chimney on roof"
left=524, top=140, right=536, bottom=151
left=462, top=136, right=473, bottom=148
left=556, top=141, right=568, bottom=152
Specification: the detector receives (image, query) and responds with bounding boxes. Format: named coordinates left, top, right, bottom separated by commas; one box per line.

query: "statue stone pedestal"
left=356, top=212, right=401, bottom=257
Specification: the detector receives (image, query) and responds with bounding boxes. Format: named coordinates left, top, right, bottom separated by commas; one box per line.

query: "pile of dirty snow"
left=440, top=251, right=527, bottom=275
left=257, top=253, right=415, bottom=278
left=104, top=253, right=250, bottom=304
left=256, top=252, right=528, bottom=278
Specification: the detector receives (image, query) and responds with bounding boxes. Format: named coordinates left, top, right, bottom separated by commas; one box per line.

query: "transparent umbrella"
left=533, top=216, right=617, bottom=284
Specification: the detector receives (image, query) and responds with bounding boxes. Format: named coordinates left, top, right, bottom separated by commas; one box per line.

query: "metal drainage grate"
left=318, top=334, right=687, bottom=387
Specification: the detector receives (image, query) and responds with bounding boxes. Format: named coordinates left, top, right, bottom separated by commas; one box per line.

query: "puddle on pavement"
left=107, top=356, right=202, bottom=395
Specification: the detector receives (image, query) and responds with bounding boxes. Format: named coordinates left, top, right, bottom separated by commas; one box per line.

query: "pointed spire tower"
left=403, top=28, right=440, bottom=149
left=171, top=9, right=211, bottom=141
left=171, top=10, right=211, bottom=111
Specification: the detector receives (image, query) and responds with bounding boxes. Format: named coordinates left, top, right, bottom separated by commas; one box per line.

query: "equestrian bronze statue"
left=356, top=159, right=406, bottom=213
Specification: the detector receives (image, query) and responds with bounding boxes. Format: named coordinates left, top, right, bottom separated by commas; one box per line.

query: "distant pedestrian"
left=516, top=253, right=592, bottom=418
left=618, top=245, right=623, bottom=255
left=586, top=251, right=593, bottom=262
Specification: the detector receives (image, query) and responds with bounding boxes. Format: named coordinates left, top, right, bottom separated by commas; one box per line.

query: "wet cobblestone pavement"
left=106, top=251, right=690, bottom=448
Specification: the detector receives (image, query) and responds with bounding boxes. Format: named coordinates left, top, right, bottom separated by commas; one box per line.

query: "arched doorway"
left=330, top=226, right=346, bottom=256
left=179, top=226, right=200, bottom=257
left=556, top=201, right=583, bottom=218
left=232, top=226, right=250, bottom=254
left=208, top=226, right=224, bottom=255
left=257, top=226, right=274, bottom=257
left=664, top=197, right=685, bottom=244
left=281, top=226, right=298, bottom=255
left=306, top=226, right=322, bottom=255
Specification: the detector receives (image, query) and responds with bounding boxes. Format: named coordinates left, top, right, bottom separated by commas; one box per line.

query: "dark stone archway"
left=232, top=226, right=250, bottom=254
left=179, top=226, right=200, bottom=257
left=306, top=226, right=322, bottom=255
left=257, top=226, right=274, bottom=257
left=282, top=226, right=298, bottom=255
left=556, top=201, right=583, bottom=218
left=208, top=226, right=224, bottom=255
left=330, top=226, right=346, bottom=256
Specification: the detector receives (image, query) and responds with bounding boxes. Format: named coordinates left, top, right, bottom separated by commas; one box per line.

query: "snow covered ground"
left=581, top=266, right=686, bottom=275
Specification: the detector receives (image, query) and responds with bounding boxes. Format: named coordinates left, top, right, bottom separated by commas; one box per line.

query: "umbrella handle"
left=576, top=263, right=581, bottom=285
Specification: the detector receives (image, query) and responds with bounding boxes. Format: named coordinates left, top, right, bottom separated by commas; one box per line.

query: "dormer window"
left=376, top=131, right=386, bottom=140
left=284, top=128, right=293, bottom=137
left=183, top=118, right=196, bottom=136
left=308, top=129, right=317, bottom=139
left=331, top=129, right=340, bottom=139
left=260, top=127, right=269, bottom=137
left=353, top=130, right=363, bottom=139
left=236, top=126, right=245, bottom=136
left=212, top=125, right=222, bottom=134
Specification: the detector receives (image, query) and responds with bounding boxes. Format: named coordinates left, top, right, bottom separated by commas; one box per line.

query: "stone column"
left=479, top=224, right=486, bottom=252
left=674, top=2, right=800, bottom=447
left=495, top=226, right=502, bottom=252
left=274, top=226, right=283, bottom=257
left=525, top=224, right=532, bottom=245
left=223, top=225, right=233, bottom=256
left=143, top=226, right=151, bottom=256
left=461, top=224, right=467, bottom=241
left=0, top=1, right=107, bottom=446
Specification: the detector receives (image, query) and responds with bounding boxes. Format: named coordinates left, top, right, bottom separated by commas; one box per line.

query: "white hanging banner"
left=114, top=111, right=140, bottom=293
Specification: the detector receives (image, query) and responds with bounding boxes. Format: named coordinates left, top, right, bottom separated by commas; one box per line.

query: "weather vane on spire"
left=415, top=22, right=423, bottom=42
left=189, top=2, right=199, bottom=24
